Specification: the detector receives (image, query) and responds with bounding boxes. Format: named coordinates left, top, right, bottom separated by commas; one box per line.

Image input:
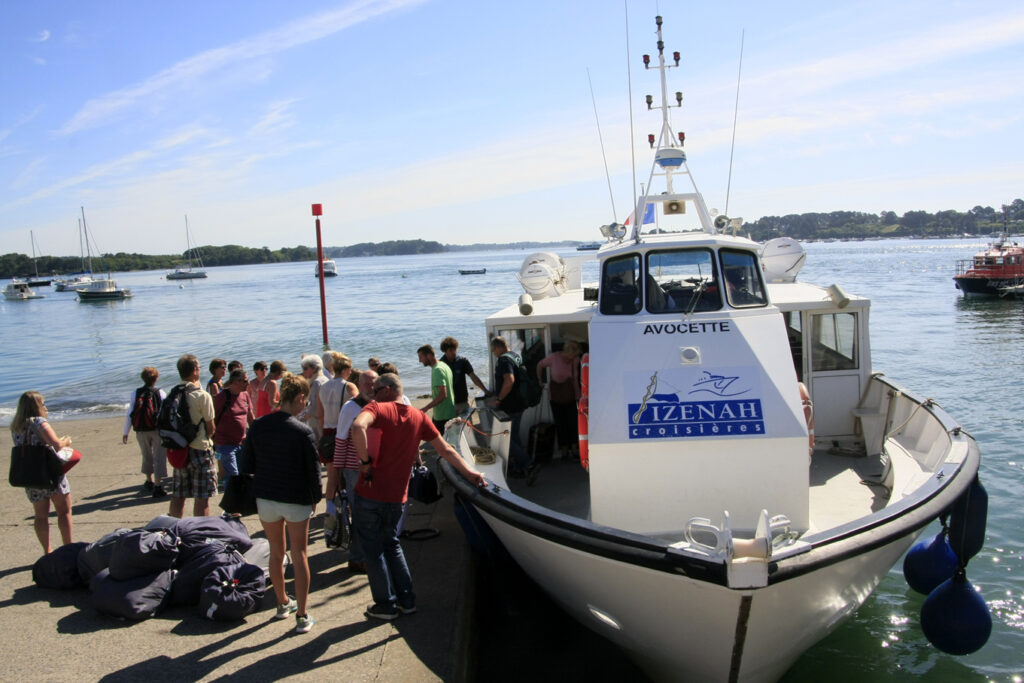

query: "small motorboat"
left=315, top=259, right=338, bottom=277
left=458, top=268, right=486, bottom=275
left=576, top=242, right=601, bottom=251
left=3, top=279, right=45, bottom=301
left=76, top=276, right=131, bottom=301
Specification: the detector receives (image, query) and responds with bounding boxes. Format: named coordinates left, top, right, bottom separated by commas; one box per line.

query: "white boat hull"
left=479, top=510, right=914, bottom=682
left=443, top=375, right=980, bottom=682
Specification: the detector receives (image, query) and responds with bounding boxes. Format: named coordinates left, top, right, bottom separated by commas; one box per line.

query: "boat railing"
left=955, top=258, right=1024, bottom=278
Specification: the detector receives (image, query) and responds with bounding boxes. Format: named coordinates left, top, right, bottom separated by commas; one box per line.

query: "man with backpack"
left=486, top=336, right=531, bottom=478
left=163, top=354, right=217, bottom=518
left=122, top=366, right=168, bottom=498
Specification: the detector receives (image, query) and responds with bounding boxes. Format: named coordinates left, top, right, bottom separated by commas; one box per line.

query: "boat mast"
left=630, top=16, right=715, bottom=242
left=80, top=206, right=95, bottom=274
left=30, top=230, right=40, bottom=277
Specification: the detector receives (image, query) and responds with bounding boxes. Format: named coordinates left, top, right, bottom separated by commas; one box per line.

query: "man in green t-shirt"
left=417, top=344, right=456, bottom=432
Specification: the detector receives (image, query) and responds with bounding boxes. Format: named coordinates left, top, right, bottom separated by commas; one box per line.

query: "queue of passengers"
left=109, top=340, right=489, bottom=633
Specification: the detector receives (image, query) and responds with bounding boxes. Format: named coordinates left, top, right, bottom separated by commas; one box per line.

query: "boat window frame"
left=643, top=247, right=723, bottom=314
left=719, top=248, right=769, bottom=308
left=599, top=253, right=643, bottom=316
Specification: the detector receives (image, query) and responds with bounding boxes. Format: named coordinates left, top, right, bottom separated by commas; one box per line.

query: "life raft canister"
left=577, top=353, right=589, bottom=471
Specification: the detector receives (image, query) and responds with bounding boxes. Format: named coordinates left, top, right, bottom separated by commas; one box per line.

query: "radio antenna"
left=724, top=29, right=745, bottom=217
left=625, top=1, right=637, bottom=229
left=588, top=68, right=617, bottom=220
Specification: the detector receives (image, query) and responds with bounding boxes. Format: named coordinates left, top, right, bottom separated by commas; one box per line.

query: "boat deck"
left=500, top=445, right=922, bottom=541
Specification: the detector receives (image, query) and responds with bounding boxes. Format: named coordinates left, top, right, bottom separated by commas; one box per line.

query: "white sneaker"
left=274, top=597, right=298, bottom=620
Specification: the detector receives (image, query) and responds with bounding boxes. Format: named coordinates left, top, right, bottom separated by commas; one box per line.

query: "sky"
left=1, top=0, right=1023, bottom=257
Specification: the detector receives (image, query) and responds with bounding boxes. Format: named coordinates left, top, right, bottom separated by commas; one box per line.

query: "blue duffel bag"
left=33, top=542, right=89, bottom=590
left=108, top=529, right=180, bottom=580
left=198, top=563, right=266, bottom=620
left=170, top=542, right=244, bottom=606
left=173, top=515, right=253, bottom=560
left=77, top=528, right=133, bottom=584
left=91, top=567, right=175, bottom=620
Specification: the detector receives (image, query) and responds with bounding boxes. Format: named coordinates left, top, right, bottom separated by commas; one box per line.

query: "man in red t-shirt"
left=351, top=373, right=485, bottom=620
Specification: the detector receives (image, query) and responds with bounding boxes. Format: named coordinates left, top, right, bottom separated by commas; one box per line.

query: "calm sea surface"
left=2, top=239, right=1022, bottom=678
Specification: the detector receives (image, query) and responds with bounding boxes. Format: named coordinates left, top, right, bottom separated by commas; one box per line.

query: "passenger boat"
left=166, top=216, right=208, bottom=280
left=76, top=276, right=131, bottom=301
left=439, top=17, right=984, bottom=682
left=3, top=279, right=45, bottom=301
left=576, top=242, right=601, bottom=251
left=953, top=235, right=1024, bottom=296
left=315, top=259, right=338, bottom=277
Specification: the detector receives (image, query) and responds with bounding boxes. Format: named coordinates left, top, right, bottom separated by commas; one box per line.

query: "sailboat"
left=166, top=216, right=208, bottom=280
left=52, top=220, right=95, bottom=292
left=75, top=207, right=132, bottom=301
left=26, top=231, right=52, bottom=287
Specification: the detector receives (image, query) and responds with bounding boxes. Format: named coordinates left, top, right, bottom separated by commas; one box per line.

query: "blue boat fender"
left=903, top=527, right=958, bottom=595
left=948, top=477, right=988, bottom=563
left=921, top=567, right=992, bottom=655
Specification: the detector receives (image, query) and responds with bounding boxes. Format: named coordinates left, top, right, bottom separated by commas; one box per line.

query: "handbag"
left=317, top=429, right=336, bottom=465
left=9, top=442, right=63, bottom=489
left=220, top=475, right=258, bottom=516
left=408, top=465, right=442, bottom=504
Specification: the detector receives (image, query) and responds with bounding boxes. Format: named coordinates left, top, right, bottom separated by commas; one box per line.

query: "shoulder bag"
left=9, top=424, right=64, bottom=489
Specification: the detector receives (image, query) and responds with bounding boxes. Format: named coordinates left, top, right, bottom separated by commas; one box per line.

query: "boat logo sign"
left=626, top=369, right=764, bottom=440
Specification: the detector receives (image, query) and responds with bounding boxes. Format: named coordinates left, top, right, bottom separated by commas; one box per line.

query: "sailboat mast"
left=80, top=206, right=94, bottom=273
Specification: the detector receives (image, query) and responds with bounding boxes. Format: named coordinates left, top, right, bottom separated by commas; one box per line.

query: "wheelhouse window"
left=810, top=312, right=858, bottom=371
left=645, top=248, right=722, bottom=313
left=600, top=253, right=642, bottom=315
left=720, top=249, right=768, bottom=307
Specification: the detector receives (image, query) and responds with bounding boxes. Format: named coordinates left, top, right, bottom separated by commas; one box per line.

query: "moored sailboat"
left=166, top=216, right=208, bottom=280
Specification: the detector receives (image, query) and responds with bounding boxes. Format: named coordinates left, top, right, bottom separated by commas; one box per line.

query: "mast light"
left=648, top=134, right=656, bottom=148
left=643, top=54, right=650, bottom=69
left=679, top=132, right=686, bottom=145
left=673, top=51, right=680, bottom=66
left=646, top=95, right=653, bottom=109
left=675, top=91, right=683, bottom=106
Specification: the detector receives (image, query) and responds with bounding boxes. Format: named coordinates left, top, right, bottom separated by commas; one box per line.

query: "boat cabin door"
left=787, top=308, right=869, bottom=441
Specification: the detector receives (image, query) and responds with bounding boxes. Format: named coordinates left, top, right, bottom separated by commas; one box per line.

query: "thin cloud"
left=32, top=30, right=50, bottom=43
left=753, top=11, right=1024, bottom=96
left=248, top=99, right=299, bottom=137
left=56, top=0, right=426, bottom=136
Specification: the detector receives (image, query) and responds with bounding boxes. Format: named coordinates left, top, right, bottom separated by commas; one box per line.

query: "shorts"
left=172, top=448, right=217, bottom=499
left=257, top=497, right=314, bottom=523
left=25, top=475, right=70, bottom=503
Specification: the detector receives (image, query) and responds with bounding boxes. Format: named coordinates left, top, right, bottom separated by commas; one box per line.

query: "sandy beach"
left=0, top=415, right=471, bottom=682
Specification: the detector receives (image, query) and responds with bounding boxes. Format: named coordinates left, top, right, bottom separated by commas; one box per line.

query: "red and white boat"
left=953, top=235, right=1024, bottom=297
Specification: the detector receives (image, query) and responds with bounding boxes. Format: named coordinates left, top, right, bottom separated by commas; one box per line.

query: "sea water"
left=1, top=239, right=1021, bottom=678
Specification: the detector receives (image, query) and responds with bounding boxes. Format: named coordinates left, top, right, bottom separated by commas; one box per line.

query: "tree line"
left=743, top=200, right=1023, bottom=242
left=0, top=240, right=446, bottom=279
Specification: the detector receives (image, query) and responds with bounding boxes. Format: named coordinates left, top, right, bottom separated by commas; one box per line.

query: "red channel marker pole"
left=312, top=203, right=329, bottom=347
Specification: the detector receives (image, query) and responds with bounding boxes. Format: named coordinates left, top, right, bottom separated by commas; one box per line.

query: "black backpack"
left=502, top=353, right=542, bottom=409
left=130, top=386, right=162, bottom=432
left=157, top=384, right=200, bottom=449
